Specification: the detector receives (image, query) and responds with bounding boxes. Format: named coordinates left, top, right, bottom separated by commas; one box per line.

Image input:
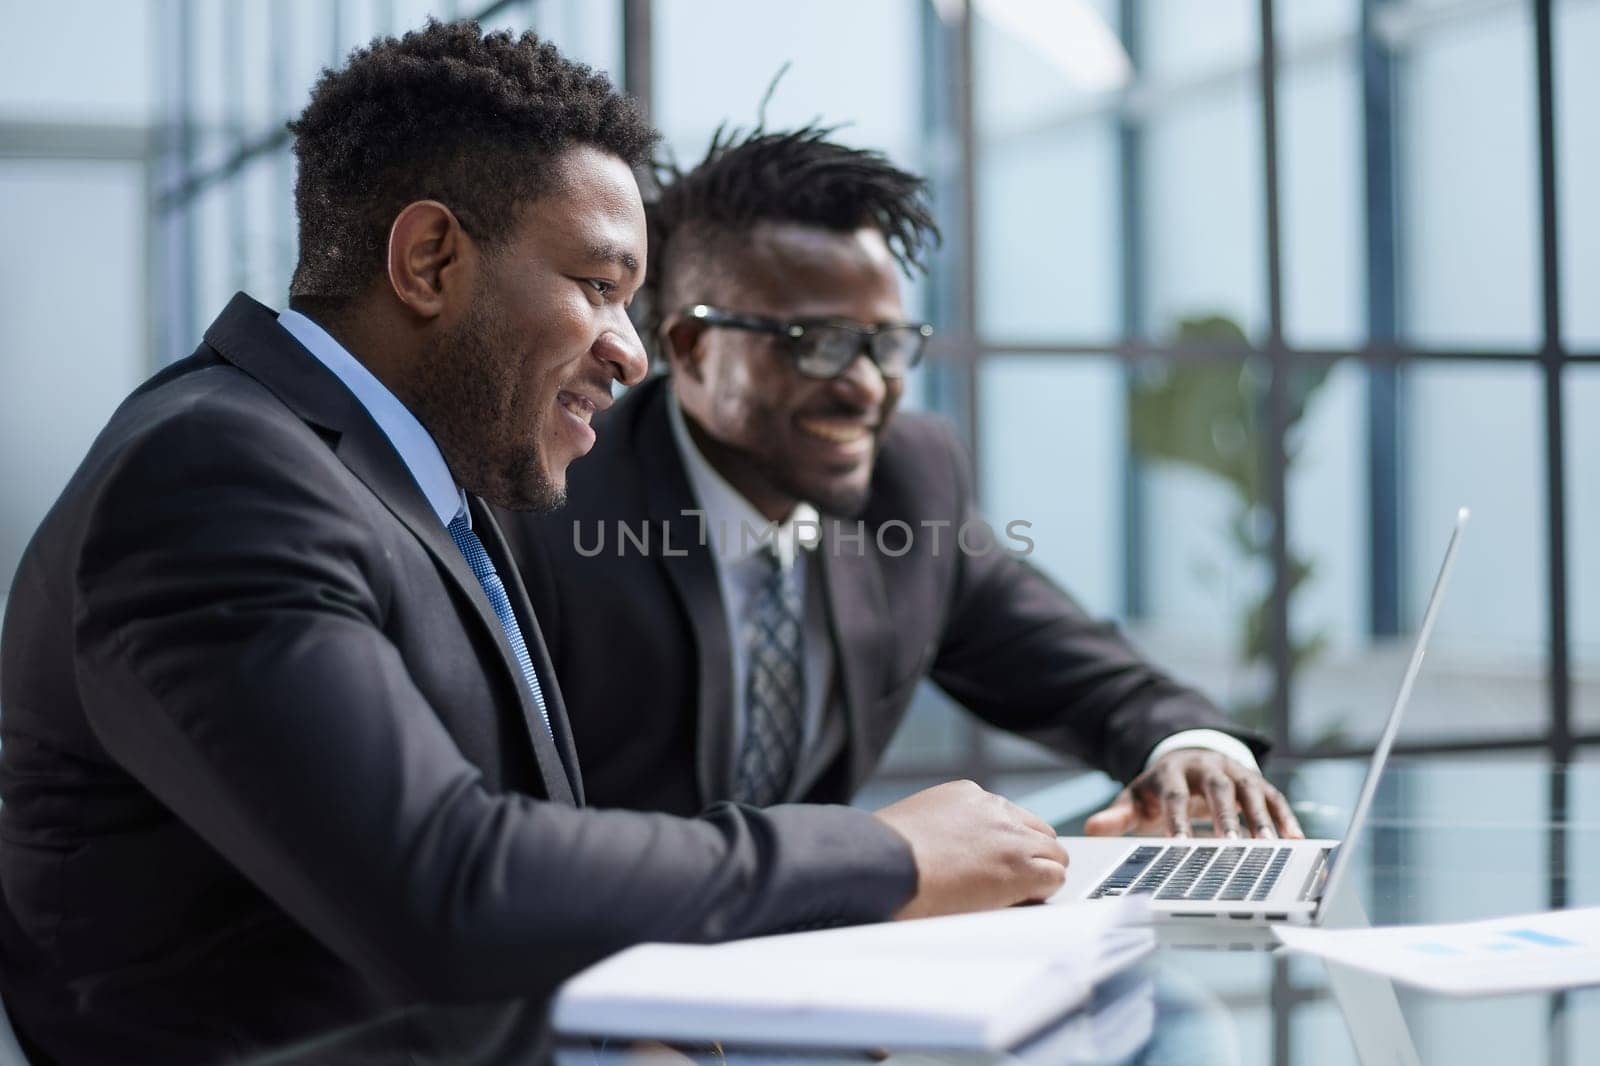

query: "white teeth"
left=799, top=418, right=869, bottom=445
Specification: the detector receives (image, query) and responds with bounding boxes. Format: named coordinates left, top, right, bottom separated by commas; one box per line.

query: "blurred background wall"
left=1, top=0, right=1597, bottom=812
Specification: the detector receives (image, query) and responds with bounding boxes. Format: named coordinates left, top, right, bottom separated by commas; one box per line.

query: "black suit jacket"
left=0, top=295, right=914, bottom=1065
left=500, top=375, right=1265, bottom=817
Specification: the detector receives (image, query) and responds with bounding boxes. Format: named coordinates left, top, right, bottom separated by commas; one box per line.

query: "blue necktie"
left=448, top=511, right=552, bottom=737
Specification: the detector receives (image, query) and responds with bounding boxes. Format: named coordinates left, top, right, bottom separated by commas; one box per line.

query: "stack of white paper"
left=553, top=898, right=1151, bottom=1050
left=1274, top=906, right=1600, bottom=995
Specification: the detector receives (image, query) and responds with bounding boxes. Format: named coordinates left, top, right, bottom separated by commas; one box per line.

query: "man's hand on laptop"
left=1082, top=750, right=1305, bottom=840
left=874, top=780, right=1069, bottom=920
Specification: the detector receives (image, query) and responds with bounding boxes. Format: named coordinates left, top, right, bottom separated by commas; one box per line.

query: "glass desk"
left=248, top=756, right=1600, bottom=1066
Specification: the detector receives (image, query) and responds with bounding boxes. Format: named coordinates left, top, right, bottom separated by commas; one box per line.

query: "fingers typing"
left=1203, top=773, right=1242, bottom=838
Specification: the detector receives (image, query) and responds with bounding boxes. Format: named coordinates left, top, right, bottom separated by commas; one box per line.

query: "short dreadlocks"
left=645, top=125, right=941, bottom=342
left=288, top=19, right=655, bottom=306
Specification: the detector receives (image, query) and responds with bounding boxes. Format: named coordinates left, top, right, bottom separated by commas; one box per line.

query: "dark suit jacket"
left=0, top=295, right=914, bottom=1065
left=500, top=375, right=1265, bottom=817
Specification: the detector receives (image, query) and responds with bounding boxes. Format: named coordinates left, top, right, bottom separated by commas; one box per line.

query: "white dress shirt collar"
left=278, top=308, right=469, bottom=528
left=666, top=389, right=819, bottom=571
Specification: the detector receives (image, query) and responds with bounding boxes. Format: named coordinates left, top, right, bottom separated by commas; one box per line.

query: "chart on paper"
left=1409, top=927, right=1576, bottom=956
left=1274, top=907, right=1600, bottom=996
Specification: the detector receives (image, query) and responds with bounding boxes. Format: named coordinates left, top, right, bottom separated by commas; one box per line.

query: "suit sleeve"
left=71, top=410, right=915, bottom=1005
left=921, top=425, right=1268, bottom=782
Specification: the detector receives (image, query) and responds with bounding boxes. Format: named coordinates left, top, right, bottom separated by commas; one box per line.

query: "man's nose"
left=829, top=348, right=888, bottom=407
left=594, top=312, right=648, bottom=387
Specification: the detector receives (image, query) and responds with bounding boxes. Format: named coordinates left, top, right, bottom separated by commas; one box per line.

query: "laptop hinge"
left=1299, top=846, right=1338, bottom=902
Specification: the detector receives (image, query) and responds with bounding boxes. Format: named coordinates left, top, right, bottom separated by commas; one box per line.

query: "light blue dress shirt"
left=277, top=308, right=469, bottom=528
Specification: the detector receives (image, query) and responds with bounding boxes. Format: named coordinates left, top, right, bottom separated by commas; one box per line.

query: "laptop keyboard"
left=1089, top=843, right=1293, bottom=902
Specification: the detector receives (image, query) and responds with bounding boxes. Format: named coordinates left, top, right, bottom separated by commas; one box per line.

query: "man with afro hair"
left=0, top=23, right=1065, bottom=1064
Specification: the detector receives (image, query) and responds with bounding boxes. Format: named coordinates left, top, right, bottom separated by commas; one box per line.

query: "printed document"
left=1274, top=906, right=1600, bottom=995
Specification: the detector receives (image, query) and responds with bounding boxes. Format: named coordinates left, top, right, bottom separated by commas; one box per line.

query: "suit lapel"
left=472, top=499, right=581, bottom=805
left=204, top=293, right=573, bottom=804
left=634, top=381, right=736, bottom=806
left=816, top=520, right=893, bottom=793
left=332, top=432, right=578, bottom=801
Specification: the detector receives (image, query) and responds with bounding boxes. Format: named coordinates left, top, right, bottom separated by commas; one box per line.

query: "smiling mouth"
left=797, top=415, right=876, bottom=446
left=558, top=390, right=598, bottom=425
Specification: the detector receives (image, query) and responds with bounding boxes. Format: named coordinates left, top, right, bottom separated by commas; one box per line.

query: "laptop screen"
left=1314, top=508, right=1470, bottom=918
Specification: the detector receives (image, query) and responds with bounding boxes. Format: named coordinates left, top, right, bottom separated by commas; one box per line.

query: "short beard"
left=772, top=457, right=873, bottom=519
left=796, top=479, right=871, bottom=519
left=404, top=297, right=565, bottom=513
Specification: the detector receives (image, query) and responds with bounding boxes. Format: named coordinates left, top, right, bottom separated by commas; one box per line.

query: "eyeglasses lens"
left=793, top=326, right=924, bottom=379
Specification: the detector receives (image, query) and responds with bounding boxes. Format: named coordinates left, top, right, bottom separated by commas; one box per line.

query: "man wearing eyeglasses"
left=498, top=126, right=1303, bottom=842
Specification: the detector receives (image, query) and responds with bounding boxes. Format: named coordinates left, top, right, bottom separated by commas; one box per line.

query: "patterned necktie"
left=447, top=511, right=552, bottom=737
left=733, top=547, right=806, bottom=806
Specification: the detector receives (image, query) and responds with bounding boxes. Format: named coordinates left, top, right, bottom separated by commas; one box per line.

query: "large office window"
left=954, top=0, right=1597, bottom=776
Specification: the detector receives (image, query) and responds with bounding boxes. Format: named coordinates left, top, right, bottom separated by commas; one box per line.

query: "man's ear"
left=386, top=200, right=470, bottom=320
left=661, top=315, right=710, bottom=383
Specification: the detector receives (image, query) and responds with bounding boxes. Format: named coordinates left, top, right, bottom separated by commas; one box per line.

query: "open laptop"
left=1051, top=507, right=1470, bottom=926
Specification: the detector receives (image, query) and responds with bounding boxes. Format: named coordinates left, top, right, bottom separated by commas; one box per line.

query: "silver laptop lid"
left=1315, top=507, right=1470, bottom=917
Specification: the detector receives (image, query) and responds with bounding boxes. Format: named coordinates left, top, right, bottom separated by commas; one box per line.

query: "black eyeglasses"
left=682, top=305, right=934, bottom=380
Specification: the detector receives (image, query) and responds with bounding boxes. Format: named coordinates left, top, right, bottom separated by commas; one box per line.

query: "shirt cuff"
left=1144, top=729, right=1261, bottom=773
